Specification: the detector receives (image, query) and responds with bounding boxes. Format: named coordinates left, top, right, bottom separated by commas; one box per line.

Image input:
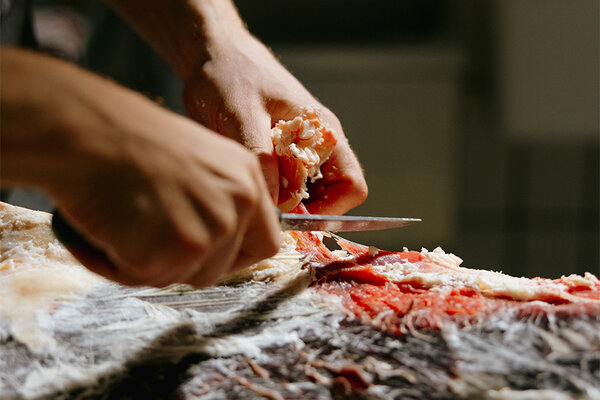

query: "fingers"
left=230, top=172, right=282, bottom=272
left=54, top=209, right=183, bottom=287
left=87, top=178, right=279, bottom=288
left=183, top=34, right=367, bottom=216
left=186, top=223, right=247, bottom=287
left=60, top=238, right=121, bottom=282
left=184, top=78, right=280, bottom=205
left=222, top=103, right=279, bottom=205
left=305, top=122, right=368, bottom=215
left=187, top=164, right=281, bottom=287
left=256, top=152, right=279, bottom=205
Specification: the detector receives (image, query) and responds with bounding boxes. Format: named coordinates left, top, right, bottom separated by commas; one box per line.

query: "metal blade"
left=279, top=213, right=421, bottom=232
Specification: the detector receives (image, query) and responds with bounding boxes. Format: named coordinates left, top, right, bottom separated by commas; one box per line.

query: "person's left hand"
left=182, top=32, right=367, bottom=215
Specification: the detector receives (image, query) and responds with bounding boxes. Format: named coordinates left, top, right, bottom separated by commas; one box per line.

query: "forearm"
left=104, top=0, right=248, bottom=79
left=1, top=47, right=74, bottom=190
left=0, top=49, right=282, bottom=288
left=1, top=47, right=139, bottom=193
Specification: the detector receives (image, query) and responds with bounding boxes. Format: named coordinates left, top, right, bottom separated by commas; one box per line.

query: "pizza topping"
left=271, top=106, right=337, bottom=211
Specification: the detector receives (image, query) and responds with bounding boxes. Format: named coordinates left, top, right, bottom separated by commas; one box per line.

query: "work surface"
left=1, top=203, right=599, bottom=400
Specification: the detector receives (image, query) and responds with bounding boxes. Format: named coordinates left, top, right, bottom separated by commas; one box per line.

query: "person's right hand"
left=1, top=48, right=281, bottom=287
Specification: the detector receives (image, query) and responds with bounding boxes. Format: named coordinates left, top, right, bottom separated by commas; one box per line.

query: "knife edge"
left=279, top=213, right=421, bottom=233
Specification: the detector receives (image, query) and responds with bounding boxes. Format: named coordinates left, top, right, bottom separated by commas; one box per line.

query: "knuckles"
left=111, top=236, right=209, bottom=288
left=263, top=231, right=282, bottom=259
left=229, top=152, right=264, bottom=209
left=353, top=178, right=369, bottom=206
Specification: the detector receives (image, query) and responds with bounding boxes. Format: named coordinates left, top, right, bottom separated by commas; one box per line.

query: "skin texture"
left=1, top=0, right=367, bottom=286
left=1, top=48, right=280, bottom=287
left=182, top=33, right=367, bottom=214
left=107, top=0, right=368, bottom=214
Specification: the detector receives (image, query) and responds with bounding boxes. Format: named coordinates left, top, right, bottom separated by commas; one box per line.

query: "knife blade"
left=279, top=212, right=421, bottom=232
left=51, top=209, right=421, bottom=266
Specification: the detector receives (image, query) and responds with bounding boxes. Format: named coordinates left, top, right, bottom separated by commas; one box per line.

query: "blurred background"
left=12, top=0, right=600, bottom=278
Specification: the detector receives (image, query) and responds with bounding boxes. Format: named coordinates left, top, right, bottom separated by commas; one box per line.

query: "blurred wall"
left=456, top=1, right=598, bottom=278
left=497, top=0, right=598, bottom=140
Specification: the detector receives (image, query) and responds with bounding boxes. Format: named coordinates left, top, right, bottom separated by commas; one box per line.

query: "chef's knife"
left=278, top=211, right=420, bottom=232
left=51, top=210, right=420, bottom=259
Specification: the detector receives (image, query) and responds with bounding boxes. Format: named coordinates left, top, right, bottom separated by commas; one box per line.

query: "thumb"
left=183, top=81, right=279, bottom=203
left=219, top=103, right=279, bottom=205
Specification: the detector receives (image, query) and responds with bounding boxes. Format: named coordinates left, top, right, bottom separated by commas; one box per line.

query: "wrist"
left=177, top=0, right=250, bottom=79
left=107, top=0, right=250, bottom=80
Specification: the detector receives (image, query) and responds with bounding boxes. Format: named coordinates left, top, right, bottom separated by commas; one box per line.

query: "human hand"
left=56, top=99, right=281, bottom=287
left=103, top=0, right=367, bottom=214
left=182, top=32, right=367, bottom=215
left=2, top=49, right=281, bottom=287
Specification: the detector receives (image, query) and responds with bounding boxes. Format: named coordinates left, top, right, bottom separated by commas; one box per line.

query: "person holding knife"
left=1, top=0, right=367, bottom=287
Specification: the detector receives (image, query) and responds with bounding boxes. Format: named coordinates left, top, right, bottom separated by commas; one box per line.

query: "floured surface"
left=1, top=202, right=599, bottom=400
left=0, top=203, right=103, bottom=354
left=0, top=203, right=320, bottom=399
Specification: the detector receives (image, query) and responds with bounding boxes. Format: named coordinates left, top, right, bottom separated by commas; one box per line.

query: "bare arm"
left=1, top=47, right=280, bottom=287
left=102, top=0, right=242, bottom=80
left=105, top=0, right=368, bottom=214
